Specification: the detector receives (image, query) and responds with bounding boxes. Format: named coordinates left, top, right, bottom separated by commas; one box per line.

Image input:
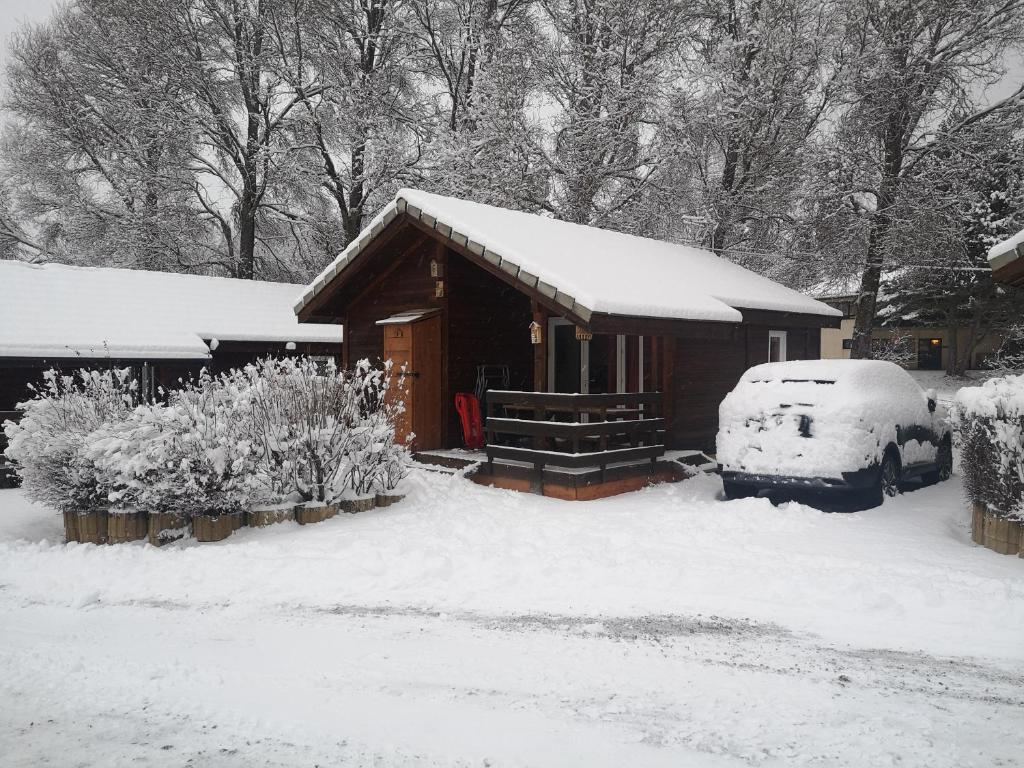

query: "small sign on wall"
left=575, top=326, right=593, bottom=341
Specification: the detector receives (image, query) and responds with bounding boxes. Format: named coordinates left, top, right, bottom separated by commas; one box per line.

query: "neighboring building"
left=0, top=260, right=344, bottom=416
left=989, top=229, right=1024, bottom=287
left=296, top=188, right=840, bottom=454
left=814, top=282, right=1004, bottom=370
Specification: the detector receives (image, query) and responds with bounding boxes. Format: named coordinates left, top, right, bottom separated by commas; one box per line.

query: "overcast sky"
left=0, top=0, right=57, bottom=74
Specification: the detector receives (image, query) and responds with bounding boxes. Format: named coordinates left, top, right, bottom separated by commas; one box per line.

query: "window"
left=842, top=338, right=853, bottom=350
left=768, top=330, right=787, bottom=362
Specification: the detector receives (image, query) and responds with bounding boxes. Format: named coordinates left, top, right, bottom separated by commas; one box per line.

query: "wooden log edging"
left=295, top=503, right=337, bottom=525
left=148, top=512, right=190, bottom=547
left=338, top=497, right=375, bottom=514
left=78, top=509, right=109, bottom=545
left=194, top=512, right=242, bottom=543
left=107, top=511, right=149, bottom=544
left=61, top=491, right=406, bottom=545
left=972, top=503, right=1023, bottom=556
left=248, top=505, right=296, bottom=528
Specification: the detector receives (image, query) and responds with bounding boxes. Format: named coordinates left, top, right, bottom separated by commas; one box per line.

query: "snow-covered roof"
left=988, top=228, right=1024, bottom=273
left=0, top=260, right=343, bottom=360
left=296, top=189, right=841, bottom=324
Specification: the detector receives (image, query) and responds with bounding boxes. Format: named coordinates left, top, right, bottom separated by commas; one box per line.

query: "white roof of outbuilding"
left=989, top=228, right=1024, bottom=272
left=0, top=260, right=343, bottom=360
left=296, top=189, right=841, bottom=324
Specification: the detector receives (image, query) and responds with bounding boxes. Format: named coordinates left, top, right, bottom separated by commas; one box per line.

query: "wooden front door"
left=382, top=313, right=443, bottom=451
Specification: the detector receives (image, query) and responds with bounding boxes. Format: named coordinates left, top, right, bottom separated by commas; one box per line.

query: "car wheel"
left=923, top=441, right=953, bottom=485
left=880, top=451, right=901, bottom=498
left=723, top=480, right=757, bottom=500
left=862, top=450, right=901, bottom=508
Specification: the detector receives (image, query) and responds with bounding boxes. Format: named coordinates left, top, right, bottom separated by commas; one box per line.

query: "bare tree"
left=836, top=0, right=1024, bottom=359
left=535, top=0, right=692, bottom=228
left=667, top=0, right=845, bottom=261
left=167, top=0, right=322, bottom=279
left=2, top=0, right=202, bottom=270
left=271, top=0, right=425, bottom=251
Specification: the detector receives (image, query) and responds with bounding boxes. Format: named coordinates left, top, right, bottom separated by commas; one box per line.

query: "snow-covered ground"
left=1, top=467, right=1022, bottom=767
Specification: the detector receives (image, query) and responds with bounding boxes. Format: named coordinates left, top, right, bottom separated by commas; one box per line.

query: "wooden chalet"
left=989, top=229, right=1024, bottom=288
left=296, top=189, right=841, bottom=498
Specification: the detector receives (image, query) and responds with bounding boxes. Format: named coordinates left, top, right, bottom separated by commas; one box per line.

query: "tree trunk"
left=851, top=174, right=898, bottom=360
left=237, top=193, right=256, bottom=280
left=710, top=133, right=739, bottom=254
left=850, top=239, right=885, bottom=359
left=237, top=113, right=260, bottom=280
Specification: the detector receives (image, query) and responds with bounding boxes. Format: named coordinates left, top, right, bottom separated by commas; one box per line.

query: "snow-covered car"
left=716, top=360, right=953, bottom=506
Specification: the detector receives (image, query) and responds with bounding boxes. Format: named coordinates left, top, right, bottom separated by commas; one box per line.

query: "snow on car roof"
left=0, top=260, right=344, bottom=360
left=297, top=189, right=842, bottom=324
left=741, top=359, right=914, bottom=387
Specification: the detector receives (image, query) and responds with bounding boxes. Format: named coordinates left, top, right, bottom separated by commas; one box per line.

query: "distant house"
left=814, top=280, right=1004, bottom=371
left=296, top=189, right=840, bottom=461
left=0, top=260, right=343, bottom=416
left=989, top=229, right=1024, bottom=287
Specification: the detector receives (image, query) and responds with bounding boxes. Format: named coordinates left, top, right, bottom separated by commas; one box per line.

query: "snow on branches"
left=2, top=369, right=136, bottom=513
left=2, top=358, right=411, bottom=519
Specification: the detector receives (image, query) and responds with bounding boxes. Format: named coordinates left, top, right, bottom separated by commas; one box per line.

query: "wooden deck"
left=477, top=390, right=677, bottom=499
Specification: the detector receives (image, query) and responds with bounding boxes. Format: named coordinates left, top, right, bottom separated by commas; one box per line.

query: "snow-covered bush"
left=952, top=374, right=1024, bottom=520
left=87, top=372, right=260, bottom=516
left=3, top=368, right=135, bottom=512
left=4, top=357, right=410, bottom=517
left=241, top=357, right=409, bottom=503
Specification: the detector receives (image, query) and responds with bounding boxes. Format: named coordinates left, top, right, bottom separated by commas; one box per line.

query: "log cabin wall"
left=665, top=323, right=822, bottom=451
left=339, top=237, right=439, bottom=368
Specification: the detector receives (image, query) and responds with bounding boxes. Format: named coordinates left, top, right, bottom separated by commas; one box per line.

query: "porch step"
left=666, top=450, right=718, bottom=475
left=413, top=449, right=486, bottom=472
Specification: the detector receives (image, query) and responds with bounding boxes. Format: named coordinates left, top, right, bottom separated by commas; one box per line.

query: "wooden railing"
left=484, top=391, right=665, bottom=477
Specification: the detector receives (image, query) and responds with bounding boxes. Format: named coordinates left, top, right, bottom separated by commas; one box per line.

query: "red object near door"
left=454, top=392, right=485, bottom=449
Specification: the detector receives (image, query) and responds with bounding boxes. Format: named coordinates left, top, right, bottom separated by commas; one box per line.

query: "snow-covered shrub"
left=5, top=358, right=410, bottom=517
left=160, top=371, right=261, bottom=514
left=3, top=368, right=135, bottom=512
left=952, top=374, right=1024, bottom=520
left=86, top=378, right=260, bottom=517
left=241, top=357, right=409, bottom=503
